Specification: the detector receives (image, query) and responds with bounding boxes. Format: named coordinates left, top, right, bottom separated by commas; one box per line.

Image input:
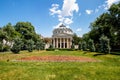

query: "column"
left=56, top=38, right=58, bottom=48
left=63, top=38, right=65, bottom=48
left=53, top=38, right=55, bottom=48
left=70, top=38, right=72, bottom=48
left=67, top=38, right=68, bottom=48
left=60, top=38, right=61, bottom=48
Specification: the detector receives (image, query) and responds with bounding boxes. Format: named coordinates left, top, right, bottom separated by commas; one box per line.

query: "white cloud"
left=85, top=10, right=93, bottom=15
left=61, top=0, right=79, bottom=17
left=49, top=4, right=61, bottom=15
left=76, top=28, right=82, bottom=32
left=64, top=18, right=73, bottom=25
left=49, top=0, right=79, bottom=26
left=105, top=0, right=119, bottom=8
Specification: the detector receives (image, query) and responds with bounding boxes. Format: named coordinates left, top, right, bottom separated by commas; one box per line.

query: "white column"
left=70, top=38, right=72, bottom=48
left=60, top=38, right=61, bottom=48
left=53, top=38, right=55, bottom=48
left=56, top=38, right=58, bottom=48
left=63, top=38, right=65, bottom=48
left=67, top=38, right=68, bottom=48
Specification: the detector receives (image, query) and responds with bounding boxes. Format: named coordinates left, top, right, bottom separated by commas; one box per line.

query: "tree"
left=78, top=42, right=82, bottom=50
left=99, top=35, right=111, bottom=54
left=73, top=33, right=81, bottom=45
left=26, top=39, right=34, bottom=52
left=89, top=2, right=120, bottom=51
left=35, top=40, right=45, bottom=50
left=88, top=39, right=95, bottom=52
left=11, top=38, right=23, bottom=53
left=81, top=41, right=87, bottom=51
left=0, top=41, right=3, bottom=52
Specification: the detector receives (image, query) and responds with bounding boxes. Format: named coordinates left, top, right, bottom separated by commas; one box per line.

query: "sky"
left=0, top=0, right=119, bottom=37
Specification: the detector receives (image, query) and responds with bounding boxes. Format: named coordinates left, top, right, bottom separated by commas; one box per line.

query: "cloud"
left=97, top=0, right=119, bottom=10
left=49, top=4, right=61, bottom=15
left=105, top=0, right=119, bottom=9
left=49, top=0, right=79, bottom=25
left=85, top=10, right=93, bottom=15
left=76, top=28, right=82, bottom=32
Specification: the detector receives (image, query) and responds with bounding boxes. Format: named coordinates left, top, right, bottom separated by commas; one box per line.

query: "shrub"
left=11, top=38, right=23, bottom=53
left=78, top=42, right=82, bottom=50
left=82, top=41, right=87, bottom=51
left=99, top=35, right=111, bottom=54
left=88, top=39, right=96, bottom=52
left=71, top=43, right=75, bottom=49
left=35, top=40, right=45, bottom=50
left=26, top=39, right=34, bottom=52
left=46, top=48, right=55, bottom=51
left=0, top=41, right=3, bottom=52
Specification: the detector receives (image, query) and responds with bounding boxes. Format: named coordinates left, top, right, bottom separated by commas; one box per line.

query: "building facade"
left=52, top=24, right=73, bottom=49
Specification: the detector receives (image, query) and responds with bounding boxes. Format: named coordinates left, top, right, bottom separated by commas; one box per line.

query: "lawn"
left=0, top=50, right=120, bottom=80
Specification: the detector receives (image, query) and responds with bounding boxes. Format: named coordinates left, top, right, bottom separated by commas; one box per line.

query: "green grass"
left=0, top=50, right=120, bottom=80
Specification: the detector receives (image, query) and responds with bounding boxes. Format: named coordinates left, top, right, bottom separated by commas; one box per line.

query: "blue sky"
left=0, top=0, right=119, bottom=37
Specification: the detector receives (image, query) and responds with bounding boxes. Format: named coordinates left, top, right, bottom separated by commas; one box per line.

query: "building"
left=52, top=24, right=73, bottom=49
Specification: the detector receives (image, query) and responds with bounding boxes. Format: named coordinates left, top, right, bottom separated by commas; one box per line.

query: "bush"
left=2, top=45, right=10, bottom=52
left=0, top=42, right=3, bottom=52
left=11, top=38, right=23, bottom=53
left=71, top=43, right=75, bottom=49
left=78, top=42, right=82, bottom=50
left=26, top=39, right=34, bottom=52
left=88, top=39, right=96, bottom=52
left=99, top=35, right=111, bottom=54
left=82, top=41, right=87, bottom=51
left=46, top=48, right=55, bottom=51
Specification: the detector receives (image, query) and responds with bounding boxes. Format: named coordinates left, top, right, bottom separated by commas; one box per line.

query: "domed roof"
left=52, top=24, right=73, bottom=37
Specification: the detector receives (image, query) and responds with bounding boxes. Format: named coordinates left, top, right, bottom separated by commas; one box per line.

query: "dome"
left=53, top=24, right=73, bottom=36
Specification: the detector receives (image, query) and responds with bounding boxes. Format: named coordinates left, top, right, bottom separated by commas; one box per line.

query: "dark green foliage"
left=11, top=38, right=23, bottom=53
left=81, top=41, right=87, bottom=51
left=88, top=39, right=95, bottom=52
left=99, top=35, right=111, bottom=54
left=0, top=41, right=3, bottom=52
left=46, top=48, right=55, bottom=51
left=26, top=39, right=34, bottom=52
left=78, top=42, right=82, bottom=50
left=73, top=33, right=82, bottom=45
left=71, top=43, right=75, bottom=49
left=85, top=2, right=120, bottom=51
left=2, top=45, right=10, bottom=52
left=49, top=44, right=54, bottom=49
left=35, top=40, right=45, bottom=50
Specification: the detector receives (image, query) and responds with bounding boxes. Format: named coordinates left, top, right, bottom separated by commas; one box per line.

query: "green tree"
left=73, top=33, right=81, bottom=45
left=35, top=40, right=45, bottom=50
left=88, top=39, right=96, bottom=52
left=99, top=35, right=111, bottom=54
left=26, top=39, right=34, bottom=52
left=11, top=38, right=23, bottom=53
left=78, top=42, right=82, bottom=50
left=81, top=41, right=87, bottom=51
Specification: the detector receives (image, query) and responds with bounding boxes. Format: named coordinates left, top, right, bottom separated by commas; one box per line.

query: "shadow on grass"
left=93, top=53, right=106, bottom=56
left=93, top=52, right=120, bottom=56
left=110, top=52, right=120, bottom=56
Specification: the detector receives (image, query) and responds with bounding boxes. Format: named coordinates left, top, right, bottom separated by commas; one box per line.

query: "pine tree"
left=26, top=39, right=34, bottom=52
left=88, top=39, right=95, bottom=52
left=99, top=35, right=111, bottom=54
left=78, top=42, right=82, bottom=50
left=11, top=38, right=23, bottom=53
left=82, top=41, right=87, bottom=51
